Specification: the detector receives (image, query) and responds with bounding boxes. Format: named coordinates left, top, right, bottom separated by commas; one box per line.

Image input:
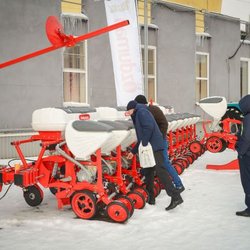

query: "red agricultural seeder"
left=0, top=106, right=156, bottom=223
left=188, top=96, right=242, bottom=155
left=0, top=125, right=131, bottom=223
left=166, top=113, right=203, bottom=175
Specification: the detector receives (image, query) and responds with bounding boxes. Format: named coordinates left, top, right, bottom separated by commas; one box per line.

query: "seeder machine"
left=0, top=107, right=141, bottom=223
left=0, top=103, right=209, bottom=222
left=166, top=112, right=202, bottom=174
left=189, top=96, right=242, bottom=154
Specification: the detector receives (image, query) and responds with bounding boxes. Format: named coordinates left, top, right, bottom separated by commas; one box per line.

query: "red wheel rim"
left=189, top=141, right=202, bottom=154
left=178, top=158, right=189, bottom=168
left=117, top=196, right=134, bottom=217
left=71, top=191, right=96, bottom=219
left=206, top=137, right=223, bottom=153
left=154, top=179, right=161, bottom=197
left=191, top=152, right=198, bottom=160
left=184, top=154, right=194, bottom=164
left=107, top=201, right=129, bottom=223
left=127, top=191, right=146, bottom=209
left=172, top=162, right=184, bottom=175
left=134, top=187, right=149, bottom=202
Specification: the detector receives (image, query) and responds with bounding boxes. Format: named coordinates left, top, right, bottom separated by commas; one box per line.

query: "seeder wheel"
left=133, top=186, right=149, bottom=202
left=71, top=190, right=97, bottom=220
left=189, top=140, right=203, bottom=155
left=154, top=178, right=161, bottom=197
left=106, top=201, right=130, bottom=223
left=177, top=158, right=189, bottom=169
left=183, top=153, right=194, bottom=164
left=116, top=195, right=134, bottom=217
left=206, top=136, right=226, bottom=153
left=127, top=190, right=146, bottom=209
left=23, top=184, right=43, bottom=207
left=172, top=161, right=184, bottom=175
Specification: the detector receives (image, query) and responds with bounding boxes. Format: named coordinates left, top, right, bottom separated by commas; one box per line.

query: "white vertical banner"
left=105, top=0, right=143, bottom=106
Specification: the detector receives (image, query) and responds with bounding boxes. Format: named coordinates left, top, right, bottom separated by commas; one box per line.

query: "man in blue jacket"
left=134, top=94, right=184, bottom=191
left=235, top=94, right=250, bottom=217
left=126, top=100, right=183, bottom=210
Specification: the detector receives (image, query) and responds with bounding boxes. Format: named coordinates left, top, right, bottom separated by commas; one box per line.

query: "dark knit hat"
left=135, top=95, right=147, bottom=104
left=126, top=100, right=137, bottom=111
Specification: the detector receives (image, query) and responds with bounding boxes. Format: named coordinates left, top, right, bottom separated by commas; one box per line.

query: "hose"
left=0, top=183, right=13, bottom=201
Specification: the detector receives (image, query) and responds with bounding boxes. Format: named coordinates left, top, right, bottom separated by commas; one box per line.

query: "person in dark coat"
left=235, top=94, right=250, bottom=217
left=126, top=100, right=183, bottom=210
left=134, top=95, right=184, bottom=191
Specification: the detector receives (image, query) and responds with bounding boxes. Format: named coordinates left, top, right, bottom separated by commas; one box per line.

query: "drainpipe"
left=144, top=0, right=148, bottom=98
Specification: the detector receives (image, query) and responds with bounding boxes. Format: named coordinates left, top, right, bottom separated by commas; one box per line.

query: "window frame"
left=195, top=51, right=209, bottom=101
left=63, top=36, right=88, bottom=104
left=240, top=57, right=250, bottom=97
left=141, top=45, right=157, bottom=102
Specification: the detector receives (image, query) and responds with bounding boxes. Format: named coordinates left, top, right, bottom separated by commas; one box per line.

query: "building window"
left=196, top=52, right=209, bottom=102
left=63, top=41, right=87, bottom=103
left=142, top=46, right=157, bottom=102
left=240, top=58, right=250, bottom=97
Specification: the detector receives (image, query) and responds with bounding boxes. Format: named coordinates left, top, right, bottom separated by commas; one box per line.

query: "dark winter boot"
left=236, top=209, right=250, bottom=217
left=176, top=186, right=185, bottom=193
left=165, top=195, right=183, bottom=211
left=148, top=195, right=155, bottom=205
left=148, top=197, right=155, bottom=205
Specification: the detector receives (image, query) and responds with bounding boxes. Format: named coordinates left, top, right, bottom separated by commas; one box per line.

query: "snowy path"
left=0, top=150, right=249, bottom=250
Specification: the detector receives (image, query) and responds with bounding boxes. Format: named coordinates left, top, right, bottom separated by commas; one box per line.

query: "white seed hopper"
left=95, top=107, right=120, bottom=121
left=65, top=120, right=113, bottom=160
left=197, top=96, right=227, bottom=131
left=115, top=120, right=137, bottom=151
left=32, top=107, right=98, bottom=132
left=97, top=120, right=131, bottom=155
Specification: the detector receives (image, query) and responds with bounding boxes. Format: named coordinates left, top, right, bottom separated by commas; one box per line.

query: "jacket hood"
left=131, top=103, right=148, bottom=122
left=239, top=94, right=250, bottom=115
left=135, top=103, right=148, bottom=110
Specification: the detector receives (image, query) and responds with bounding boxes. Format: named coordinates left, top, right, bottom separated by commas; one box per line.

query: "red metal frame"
left=198, top=118, right=241, bottom=150
left=0, top=19, right=129, bottom=69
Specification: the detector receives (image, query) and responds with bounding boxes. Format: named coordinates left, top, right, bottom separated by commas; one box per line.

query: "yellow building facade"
left=61, top=0, right=81, bottom=13
left=61, top=1, right=222, bottom=32
left=137, top=0, right=222, bottom=32
left=166, top=0, right=222, bottom=32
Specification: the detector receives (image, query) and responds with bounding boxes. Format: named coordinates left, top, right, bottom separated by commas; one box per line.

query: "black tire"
left=23, top=185, right=43, bottom=207
left=221, top=107, right=243, bottom=122
left=219, top=139, right=228, bottom=152
left=220, top=107, right=243, bottom=131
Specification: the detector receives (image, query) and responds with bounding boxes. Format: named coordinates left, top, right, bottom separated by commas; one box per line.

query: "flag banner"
left=105, top=0, right=143, bottom=106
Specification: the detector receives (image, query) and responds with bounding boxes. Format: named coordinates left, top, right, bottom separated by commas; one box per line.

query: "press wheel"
left=106, top=201, right=129, bottom=223
left=127, top=190, right=146, bottom=209
left=71, top=190, right=97, bottom=220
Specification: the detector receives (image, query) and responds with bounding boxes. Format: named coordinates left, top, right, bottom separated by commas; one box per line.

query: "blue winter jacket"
left=236, top=94, right=250, bottom=156
left=131, top=103, right=165, bottom=154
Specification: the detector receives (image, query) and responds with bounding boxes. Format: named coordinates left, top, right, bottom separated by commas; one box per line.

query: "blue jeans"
left=162, top=139, right=183, bottom=188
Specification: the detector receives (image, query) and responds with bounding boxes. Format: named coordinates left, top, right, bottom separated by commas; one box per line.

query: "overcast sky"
left=221, top=0, right=250, bottom=21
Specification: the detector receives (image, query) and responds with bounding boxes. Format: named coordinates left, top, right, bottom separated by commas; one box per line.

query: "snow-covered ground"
left=0, top=149, right=249, bottom=250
